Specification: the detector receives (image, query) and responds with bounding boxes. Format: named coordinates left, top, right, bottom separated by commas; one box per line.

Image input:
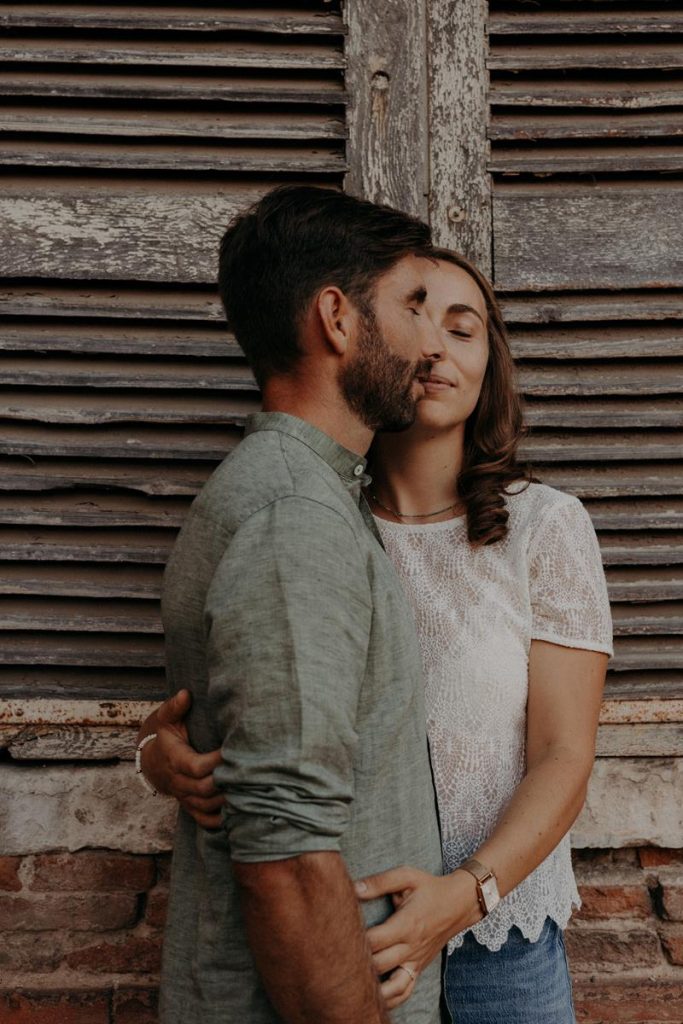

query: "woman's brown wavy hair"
left=430, top=247, right=530, bottom=546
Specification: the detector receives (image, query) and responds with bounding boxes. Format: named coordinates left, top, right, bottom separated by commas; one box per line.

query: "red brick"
left=0, top=932, right=66, bottom=973
left=662, top=883, right=683, bottom=921
left=572, top=848, right=639, bottom=870
left=0, top=990, right=109, bottom=1024
left=66, top=934, right=162, bottom=974
left=661, top=924, right=683, bottom=965
left=573, top=978, right=683, bottom=1022
left=565, top=926, right=663, bottom=973
left=144, top=890, right=168, bottom=929
left=575, top=885, right=652, bottom=921
left=0, top=857, right=22, bottom=892
left=0, top=894, right=137, bottom=931
left=112, top=988, right=158, bottom=1024
left=30, top=851, right=155, bottom=893
left=638, top=848, right=683, bottom=869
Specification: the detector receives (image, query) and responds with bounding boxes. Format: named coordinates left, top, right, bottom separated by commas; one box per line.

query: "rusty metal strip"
left=0, top=698, right=159, bottom=726
left=1, top=696, right=682, bottom=728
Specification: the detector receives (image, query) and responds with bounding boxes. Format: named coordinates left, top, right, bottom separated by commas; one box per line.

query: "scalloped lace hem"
left=446, top=897, right=580, bottom=955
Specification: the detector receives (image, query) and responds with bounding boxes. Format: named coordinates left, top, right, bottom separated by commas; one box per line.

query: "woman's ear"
left=315, top=286, right=356, bottom=356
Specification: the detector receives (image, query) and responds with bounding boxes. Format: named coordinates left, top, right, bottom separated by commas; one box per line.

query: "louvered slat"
left=0, top=5, right=345, bottom=34
left=491, top=78, right=683, bottom=110
left=491, top=111, right=683, bottom=142
left=490, top=10, right=683, bottom=35
left=0, top=597, right=162, bottom=632
left=0, top=38, right=345, bottom=69
left=501, top=291, right=683, bottom=323
left=0, top=358, right=256, bottom=389
left=0, top=564, right=163, bottom=599
left=524, top=399, right=681, bottom=429
left=0, top=458, right=212, bottom=494
left=0, top=493, right=188, bottom=528
left=0, top=71, right=345, bottom=104
left=489, top=42, right=683, bottom=72
left=0, top=666, right=167, bottom=701
left=0, top=633, right=165, bottom=667
left=0, top=527, right=175, bottom=561
left=0, top=391, right=249, bottom=422
left=0, top=283, right=222, bottom=320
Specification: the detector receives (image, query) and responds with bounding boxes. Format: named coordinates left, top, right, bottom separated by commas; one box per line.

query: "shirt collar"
left=245, top=412, right=369, bottom=484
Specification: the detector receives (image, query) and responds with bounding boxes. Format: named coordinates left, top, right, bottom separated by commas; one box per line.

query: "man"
left=152, top=185, right=445, bottom=1023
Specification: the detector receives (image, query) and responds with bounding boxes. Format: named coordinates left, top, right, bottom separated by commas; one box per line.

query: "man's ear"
left=315, top=286, right=357, bottom=356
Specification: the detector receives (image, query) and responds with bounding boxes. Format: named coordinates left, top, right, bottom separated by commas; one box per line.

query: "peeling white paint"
left=573, top=757, right=683, bottom=849
left=0, top=764, right=177, bottom=855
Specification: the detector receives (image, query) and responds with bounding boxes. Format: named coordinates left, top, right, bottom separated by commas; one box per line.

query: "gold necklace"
left=368, top=491, right=461, bottom=520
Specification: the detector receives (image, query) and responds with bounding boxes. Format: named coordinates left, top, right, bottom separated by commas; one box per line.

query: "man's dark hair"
left=218, top=185, right=432, bottom=386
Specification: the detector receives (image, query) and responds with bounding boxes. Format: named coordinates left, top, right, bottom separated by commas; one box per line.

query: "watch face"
left=480, top=876, right=500, bottom=912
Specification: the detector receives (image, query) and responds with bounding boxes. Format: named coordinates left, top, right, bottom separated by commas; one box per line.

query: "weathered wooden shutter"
left=488, top=0, right=683, bottom=707
left=0, top=2, right=345, bottom=720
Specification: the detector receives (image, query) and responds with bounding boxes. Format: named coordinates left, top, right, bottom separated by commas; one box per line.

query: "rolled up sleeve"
left=204, top=496, right=372, bottom=862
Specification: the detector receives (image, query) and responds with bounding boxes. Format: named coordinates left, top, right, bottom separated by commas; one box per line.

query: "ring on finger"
left=397, top=964, right=416, bottom=982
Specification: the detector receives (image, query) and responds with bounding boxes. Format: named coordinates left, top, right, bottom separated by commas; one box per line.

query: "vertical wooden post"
left=427, top=0, right=492, bottom=274
left=344, top=0, right=429, bottom=221
left=344, top=0, right=492, bottom=273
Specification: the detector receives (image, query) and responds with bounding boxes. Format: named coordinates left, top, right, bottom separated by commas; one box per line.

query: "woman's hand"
left=355, top=865, right=480, bottom=1010
left=137, top=690, right=223, bottom=828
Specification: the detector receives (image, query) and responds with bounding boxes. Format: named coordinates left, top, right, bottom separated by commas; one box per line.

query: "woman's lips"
left=419, top=374, right=455, bottom=391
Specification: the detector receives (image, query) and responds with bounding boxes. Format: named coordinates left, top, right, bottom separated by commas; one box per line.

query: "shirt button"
left=353, top=464, right=364, bottom=477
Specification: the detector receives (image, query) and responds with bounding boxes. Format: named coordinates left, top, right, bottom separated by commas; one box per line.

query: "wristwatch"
left=458, top=857, right=501, bottom=917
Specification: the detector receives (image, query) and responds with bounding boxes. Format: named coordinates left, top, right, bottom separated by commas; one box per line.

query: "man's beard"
left=339, top=308, right=431, bottom=433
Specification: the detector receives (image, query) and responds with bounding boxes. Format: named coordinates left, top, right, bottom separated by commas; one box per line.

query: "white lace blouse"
left=374, top=482, right=613, bottom=952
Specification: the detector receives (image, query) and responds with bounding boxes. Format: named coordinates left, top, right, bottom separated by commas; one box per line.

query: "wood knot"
left=371, top=71, right=390, bottom=92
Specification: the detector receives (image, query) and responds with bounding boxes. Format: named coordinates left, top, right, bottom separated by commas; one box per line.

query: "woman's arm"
left=136, top=691, right=223, bottom=828
left=358, top=640, right=608, bottom=1007
left=473, top=640, right=607, bottom=896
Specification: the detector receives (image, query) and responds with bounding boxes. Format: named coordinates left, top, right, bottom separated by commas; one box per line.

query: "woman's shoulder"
left=504, top=480, right=584, bottom=532
left=504, top=481, right=607, bottom=578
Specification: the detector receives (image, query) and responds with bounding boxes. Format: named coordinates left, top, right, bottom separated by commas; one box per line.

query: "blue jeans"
left=444, top=918, right=576, bottom=1024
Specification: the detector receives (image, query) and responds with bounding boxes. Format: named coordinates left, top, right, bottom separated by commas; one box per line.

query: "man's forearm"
left=234, top=852, right=391, bottom=1024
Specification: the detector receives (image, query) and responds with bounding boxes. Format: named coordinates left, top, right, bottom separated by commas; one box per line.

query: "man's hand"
left=136, top=691, right=223, bottom=827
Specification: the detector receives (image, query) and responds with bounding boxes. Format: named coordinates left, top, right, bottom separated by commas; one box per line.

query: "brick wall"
left=1, top=847, right=682, bottom=1023
left=569, top=849, right=683, bottom=1022
left=0, top=850, right=169, bottom=1024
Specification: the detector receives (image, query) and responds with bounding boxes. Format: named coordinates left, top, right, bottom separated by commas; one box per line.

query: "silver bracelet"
left=135, top=733, right=158, bottom=795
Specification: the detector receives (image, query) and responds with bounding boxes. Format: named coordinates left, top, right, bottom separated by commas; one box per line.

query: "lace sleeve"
left=528, top=497, right=613, bottom=656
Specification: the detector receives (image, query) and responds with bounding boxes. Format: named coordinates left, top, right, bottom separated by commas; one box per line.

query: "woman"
left=138, top=249, right=612, bottom=1023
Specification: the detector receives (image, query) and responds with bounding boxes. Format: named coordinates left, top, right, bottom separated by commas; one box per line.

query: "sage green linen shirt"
left=160, top=412, right=444, bottom=1024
